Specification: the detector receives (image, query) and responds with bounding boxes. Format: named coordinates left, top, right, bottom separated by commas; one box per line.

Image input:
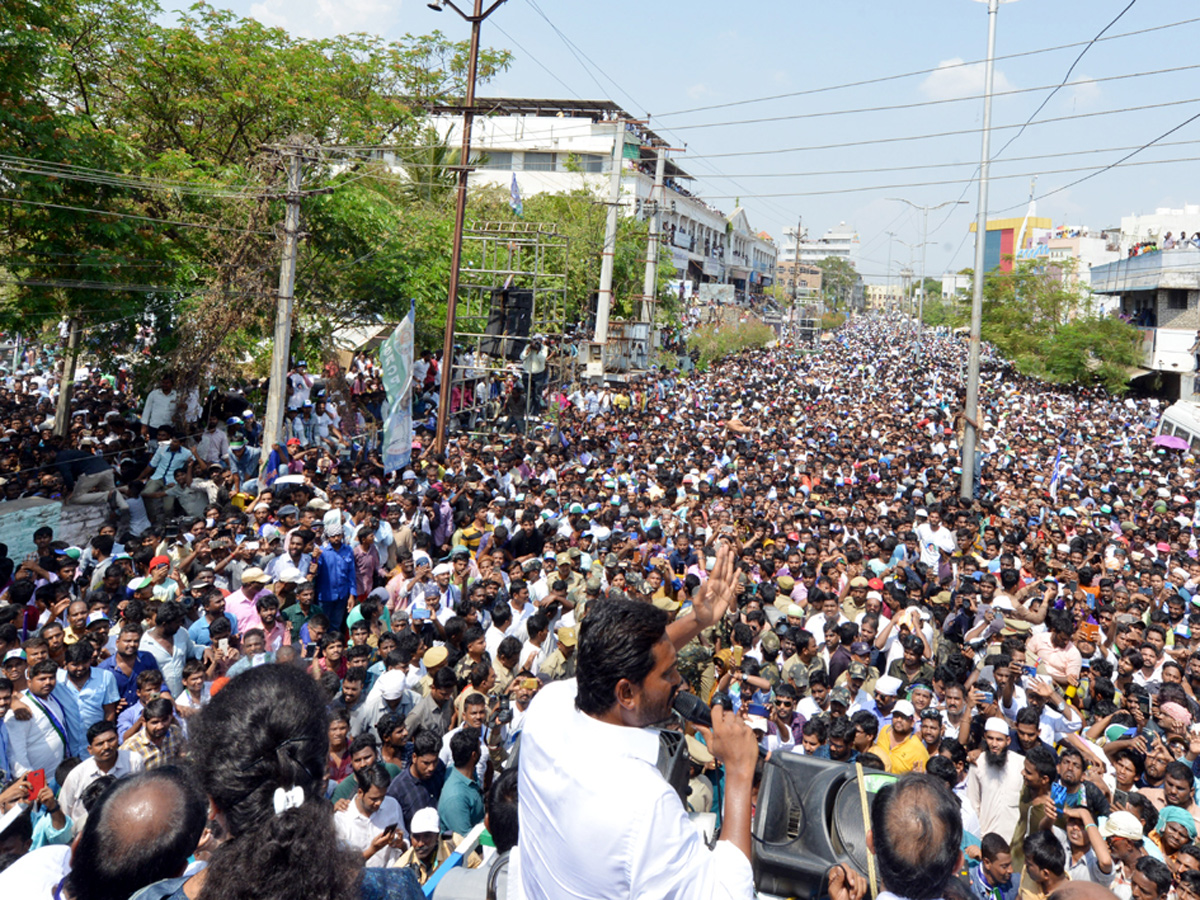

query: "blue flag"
left=510, top=173, right=523, bottom=217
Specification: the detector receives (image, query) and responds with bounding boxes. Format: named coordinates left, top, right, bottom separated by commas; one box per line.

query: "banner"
left=380, top=304, right=415, bottom=473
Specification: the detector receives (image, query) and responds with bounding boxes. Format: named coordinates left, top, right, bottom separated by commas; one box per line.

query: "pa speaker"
left=752, top=754, right=895, bottom=900
left=480, top=288, right=533, bottom=361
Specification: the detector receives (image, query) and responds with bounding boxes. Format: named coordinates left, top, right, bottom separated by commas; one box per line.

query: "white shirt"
left=916, top=522, right=954, bottom=568
left=966, top=751, right=1025, bottom=841
left=139, top=629, right=201, bottom=695
left=439, top=725, right=489, bottom=784
left=0, top=845, right=72, bottom=898
left=516, top=679, right=755, bottom=899
left=334, top=795, right=404, bottom=868
left=5, top=693, right=68, bottom=776
left=56, top=750, right=144, bottom=831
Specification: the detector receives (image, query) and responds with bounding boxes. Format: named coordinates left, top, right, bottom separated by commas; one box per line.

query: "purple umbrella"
left=1153, top=433, right=1189, bottom=450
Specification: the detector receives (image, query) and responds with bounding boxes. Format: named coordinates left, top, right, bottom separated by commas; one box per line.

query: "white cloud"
left=686, top=83, right=710, bottom=100
left=919, top=57, right=1014, bottom=102
left=249, top=0, right=400, bottom=39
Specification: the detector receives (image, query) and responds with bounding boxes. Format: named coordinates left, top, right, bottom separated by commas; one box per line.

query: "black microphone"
left=672, top=691, right=713, bottom=729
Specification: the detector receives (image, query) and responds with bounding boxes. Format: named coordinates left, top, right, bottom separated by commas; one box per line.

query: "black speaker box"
left=752, top=754, right=895, bottom=899
left=480, top=288, right=533, bottom=361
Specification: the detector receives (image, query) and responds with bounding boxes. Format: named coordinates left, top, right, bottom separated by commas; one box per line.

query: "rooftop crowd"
left=0, top=314, right=1193, bottom=900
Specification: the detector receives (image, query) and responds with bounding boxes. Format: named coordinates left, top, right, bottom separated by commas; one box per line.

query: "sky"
left=160, top=0, right=1200, bottom=284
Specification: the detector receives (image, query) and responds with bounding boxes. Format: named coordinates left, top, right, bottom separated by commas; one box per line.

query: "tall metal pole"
left=961, top=0, right=1000, bottom=499
left=53, top=316, right=79, bottom=437
left=261, top=149, right=303, bottom=468
left=919, top=206, right=929, bottom=345
left=885, top=232, right=895, bottom=315
left=593, top=119, right=626, bottom=365
left=434, top=0, right=484, bottom=454
left=640, top=148, right=666, bottom=323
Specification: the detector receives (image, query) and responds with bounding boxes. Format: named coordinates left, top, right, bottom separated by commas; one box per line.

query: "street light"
left=888, top=197, right=968, bottom=351
left=961, top=0, right=1014, bottom=499
left=893, top=236, right=928, bottom=321
left=431, top=0, right=509, bottom=455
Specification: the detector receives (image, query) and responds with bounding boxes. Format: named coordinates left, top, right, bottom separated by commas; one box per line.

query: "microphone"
left=672, top=691, right=713, bottom=729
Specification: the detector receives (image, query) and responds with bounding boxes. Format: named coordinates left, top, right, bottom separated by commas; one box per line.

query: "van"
left=1158, top=400, right=1200, bottom=452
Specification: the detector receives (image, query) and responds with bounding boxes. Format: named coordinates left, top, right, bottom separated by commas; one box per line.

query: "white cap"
left=892, top=699, right=915, bottom=718
left=984, top=716, right=1010, bottom=736
left=432, top=563, right=453, bottom=577
left=874, top=675, right=902, bottom=697
left=377, top=670, right=407, bottom=701
left=410, top=807, right=440, bottom=834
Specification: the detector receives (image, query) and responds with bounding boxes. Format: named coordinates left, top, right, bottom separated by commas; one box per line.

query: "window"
left=1167, top=290, right=1189, bottom=310
left=479, top=151, right=513, bottom=170
left=523, top=152, right=556, bottom=171
left=571, top=154, right=603, bottom=173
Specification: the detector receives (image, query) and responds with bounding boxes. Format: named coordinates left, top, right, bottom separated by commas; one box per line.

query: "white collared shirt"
left=56, top=750, right=144, bottom=830
left=334, top=795, right=403, bottom=868
left=515, top=679, right=755, bottom=899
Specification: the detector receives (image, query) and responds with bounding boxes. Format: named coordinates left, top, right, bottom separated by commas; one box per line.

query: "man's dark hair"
left=450, top=728, right=480, bottom=768
left=575, top=598, right=667, bottom=716
left=353, top=762, right=392, bottom=794
left=1134, top=856, right=1172, bottom=899
left=497, top=635, right=522, bottom=661
left=87, top=721, right=118, bottom=744
left=432, top=667, right=457, bottom=691
left=29, top=659, right=58, bottom=678
left=156, top=600, right=186, bottom=628
left=136, top=669, right=165, bottom=689
left=1025, top=744, right=1058, bottom=782
left=1024, top=830, right=1065, bottom=877
left=64, top=768, right=207, bottom=900
left=870, top=774, right=963, bottom=900
left=348, top=733, right=377, bottom=757
left=979, top=832, right=1011, bottom=862
left=924, top=755, right=959, bottom=792
left=412, top=729, right=441, bottom=759
left=144, top=697, right=173, bottom=720
left=66, top=641, right=93, bottom=665
left=851, top=709, right=879, bottom=740
left=488, top=766, right=519, bottom=854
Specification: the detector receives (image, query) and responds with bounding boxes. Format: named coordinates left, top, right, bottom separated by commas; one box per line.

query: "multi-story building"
left=968, top=216, right=1053, bottom=273
left=1090, top=249, right=1200, bottom=399
left=940, top=272, right=971, bottom=299
left=776, top=260, right=823, bottom=300
left=782, top=223, right=860, bottom=267
left=1113, top=205, right=1200, bottom=254
left=424, top=98, right=775, bottom=304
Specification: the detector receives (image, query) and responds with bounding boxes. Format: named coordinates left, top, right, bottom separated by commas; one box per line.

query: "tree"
left=816, top=256, right=857, bottom=310
left=978, top=260, right=1142, bottom=393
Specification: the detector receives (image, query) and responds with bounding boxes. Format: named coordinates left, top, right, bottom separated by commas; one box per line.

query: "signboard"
left=379, top=306, right=415, bottom=473
left=698, top=283, right=735, bottom=305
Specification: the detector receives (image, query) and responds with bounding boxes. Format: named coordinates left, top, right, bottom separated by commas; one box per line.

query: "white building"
left=424, top=98, right=775, bottom=300
left=782, top=223, right=860, bottom=267
left=940, top=272, right=971, bottom=298
left=1115, top=205, right=1200, bottom=254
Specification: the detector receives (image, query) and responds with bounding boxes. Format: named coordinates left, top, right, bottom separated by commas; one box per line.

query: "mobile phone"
left=1022, top=665, right=1037, bottom=680
left=412, top=608, right=431, bottom=621
left=730, top=646, right=744, bottom=668
left=27, top=769, right=45, bottom=801
left=521, top=677, right=538, bottom=691
left=978, top=691, right=994, bottom=705
left=218, top=638, right=230, bottom=652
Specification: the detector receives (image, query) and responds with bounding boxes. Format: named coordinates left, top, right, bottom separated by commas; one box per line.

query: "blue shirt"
left=315, top=542, right=356, bottom=606
left=148, top=444, right=190, bottom=484
left=437, top=766, right=485, bottom=835
left=48, top=682, right=88, bottom=758
left=99, top=651, right=162, bottom=706
left=0, top=719, right=13, bottom=784
left=58, top=667, right=120, bottom=730
left=187, top=612, right=238, bottom=647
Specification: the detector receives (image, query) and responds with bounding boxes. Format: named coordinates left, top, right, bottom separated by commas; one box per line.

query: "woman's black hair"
left=191, top=664, right=361, bottom=900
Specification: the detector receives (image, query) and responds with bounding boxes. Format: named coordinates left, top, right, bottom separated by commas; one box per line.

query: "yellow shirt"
left=872, top=725, right=929, bottom=774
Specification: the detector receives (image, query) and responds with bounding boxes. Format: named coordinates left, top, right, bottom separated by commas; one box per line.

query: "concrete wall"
left=1156, top=288, right=1200, bottom=329
left=0, top=498, right=60, bottom=559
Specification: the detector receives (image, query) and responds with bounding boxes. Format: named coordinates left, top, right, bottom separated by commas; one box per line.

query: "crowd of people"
left=0, top=313, right=1194, bottom=899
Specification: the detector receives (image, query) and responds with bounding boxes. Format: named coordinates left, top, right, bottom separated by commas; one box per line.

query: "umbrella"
left=1153, top=433, right=1189, bottom=450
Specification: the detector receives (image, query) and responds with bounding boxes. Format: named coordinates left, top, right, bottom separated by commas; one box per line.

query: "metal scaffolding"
left=445, top=221, right=571, bottom=436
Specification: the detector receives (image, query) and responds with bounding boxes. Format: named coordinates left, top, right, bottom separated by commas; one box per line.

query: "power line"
left=664, top=61, right=1198, bottom=133
left=682, top=96, right=1200, bottom=160
left=654, top=14, right=1200, bottom=118
left=690, top=153, right=1200, bottom=200
left=0, top=196, right=275, bottom=236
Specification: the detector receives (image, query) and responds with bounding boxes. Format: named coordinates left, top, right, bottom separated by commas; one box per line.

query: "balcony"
left=1091, top=249, right=1200, bottom=294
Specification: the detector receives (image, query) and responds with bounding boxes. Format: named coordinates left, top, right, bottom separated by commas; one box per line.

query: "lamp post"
left=961, top=0, right=1011, bottom=499
left=888, top=198, right=968, bottom=352
left=430, top=0, right=509, bottom=455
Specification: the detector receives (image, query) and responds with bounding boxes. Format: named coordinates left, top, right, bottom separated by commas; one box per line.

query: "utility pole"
left=889, top=197, right=967, bottom=353
left=885, top=232, right=895, bottom=315
left=52, top=316, right=79, bottom=437
left=962, top=0, right=1003, bottom=500
left=593, top=119, right=627, bottom=373
left=640, top=147, right=666, bottom=323
left=431, top=0, right=508, bottom=454
left=261, top=147, right=303, bottom=470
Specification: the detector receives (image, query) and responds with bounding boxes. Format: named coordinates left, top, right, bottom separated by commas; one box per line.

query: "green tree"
left=816, top=256, right=857, bottom=310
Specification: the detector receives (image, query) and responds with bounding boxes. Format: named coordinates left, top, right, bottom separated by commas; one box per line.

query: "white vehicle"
left=1157, top=400, right=1200, bottom=452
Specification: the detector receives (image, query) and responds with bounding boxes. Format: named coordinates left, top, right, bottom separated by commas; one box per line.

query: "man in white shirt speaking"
left=517, top=543, right=759, bottom=899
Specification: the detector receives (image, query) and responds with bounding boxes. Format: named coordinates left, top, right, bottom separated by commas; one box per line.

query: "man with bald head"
left=0, top=767, right=206, bottom=899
